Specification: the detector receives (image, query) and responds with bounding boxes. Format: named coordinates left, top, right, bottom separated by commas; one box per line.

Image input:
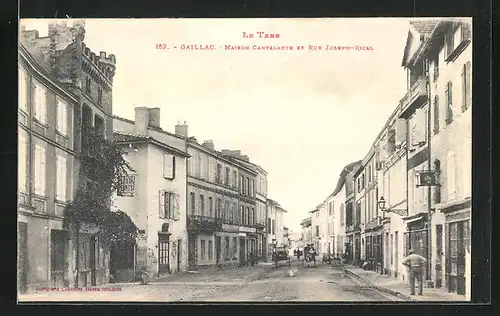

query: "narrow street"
left=20, top=259, right=404, bottom=302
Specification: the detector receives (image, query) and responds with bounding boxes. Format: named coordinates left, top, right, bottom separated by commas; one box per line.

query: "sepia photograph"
left=17, top=17, right=472, bottom=302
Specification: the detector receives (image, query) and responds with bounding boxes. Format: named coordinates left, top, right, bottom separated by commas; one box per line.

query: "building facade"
left=402, top=19, right=472, bottom=298
left=345, top=163, right=362, bottom=264
left=300, top=217, right=312, bottom=247
left=112, top=107, right=190, bottom=281
left=19, top=21, right=117, bottom=292
left=182, top=132, right=261, bottom=269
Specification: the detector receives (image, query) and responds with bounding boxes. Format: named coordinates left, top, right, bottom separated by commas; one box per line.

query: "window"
left=208, top=197, right=213, bottom=217
left=272, top=219, right=275, bottom=234
left=97, top=88, right=103, bottom=105
left=315, top=225, right=320, bottom=237
left=56, top=153, right=67, bottom=201
left=208, top=240, right=213, bottom=260
left=85, top=77, right=91, bottom=95
left=224, top=201, right=230, bottom=222
left=19, top=68, right=28, bottom=112
left=117, top=174, right=135, bottom=196
left=446, top=152, right=456, bottom=200
left=329, top=202, right=334, bottom=216
left=216, top=198, right=222, bottom=218
left=445, top=28, right=455, bottom=59
left=433, top=95, right=440, bottom=134
left=160, top=191, right=180, bottom=219
left=163, top=154, right=176, bottom=179
left=56, top=99, right=68, bottom=136
left=462, top=61, right=472, bottom=112
left=232, top=237, right=237, bottom=258
left=224, top=237, right=230, bottom=260
left=190, top=192, right=196, bottom=215
left=200, top=240, right=206, bottom=260
left=446, top=81, right=453, bottom=125
left=225, top=167, right=230, bottom=185
left=34, top=144, right=46, bottom=196
left=232, top=171, right=237, bottom=188
left=433, top=56, right=440, bottom=82
left=267, top=218, right=271, bottom=233
left=200, top=195, right=205, bottom=216
left=18, top=131, right=27, bottom=192
left=216, top=164, right=222, bottom=183
left=34, top=84, right=47, bottom=124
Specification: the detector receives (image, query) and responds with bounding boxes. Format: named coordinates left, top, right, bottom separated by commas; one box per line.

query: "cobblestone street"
left=19, top=260, right=404, bottom=302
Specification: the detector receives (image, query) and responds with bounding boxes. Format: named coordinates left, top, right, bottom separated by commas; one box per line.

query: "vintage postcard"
left=17, top=18, right=472, bottom=302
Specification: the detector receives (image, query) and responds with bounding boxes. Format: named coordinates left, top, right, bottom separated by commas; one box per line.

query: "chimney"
left=221, top=149, right=231, bottom=156
left=175, top=121, right=188, bottom=138
left=202, top=140, right=215, bottom=150
left=148, top=108, right=161, bottom=127
left=134, top=107, right=150, bottom=136
left=241, top=155, right=250, bottom=162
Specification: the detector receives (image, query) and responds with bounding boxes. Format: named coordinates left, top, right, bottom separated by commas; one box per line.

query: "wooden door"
left=18, top=223, right=28, bottom=293
left=51, top=230, right=67, bottom=287
left=158, top=233, right=170, bottom=275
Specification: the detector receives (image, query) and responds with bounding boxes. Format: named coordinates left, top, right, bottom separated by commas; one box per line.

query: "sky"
left=21, top=18, right=411, bottom=232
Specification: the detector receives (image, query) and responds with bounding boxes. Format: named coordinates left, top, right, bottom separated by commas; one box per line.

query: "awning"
left=404, top=216, right=423, bottom=225
left=238, top=233, right=247, bottom=237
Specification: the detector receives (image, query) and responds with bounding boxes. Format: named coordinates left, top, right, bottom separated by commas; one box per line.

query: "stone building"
left=112, top=107, right=190, bottom=281
left=19, top=20, right=118, bottom=291
left=401, top=19, right=472, bottom=298
left=183, top=131, right=262, bottom=269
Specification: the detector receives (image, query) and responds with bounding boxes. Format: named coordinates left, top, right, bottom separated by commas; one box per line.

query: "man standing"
left=402, top=249, right=427, bottom=295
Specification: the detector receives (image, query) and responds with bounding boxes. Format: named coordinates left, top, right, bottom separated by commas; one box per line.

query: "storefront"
left=403, top=213, right=429, bottom=259
left=441, top=200, right=471, bottom=296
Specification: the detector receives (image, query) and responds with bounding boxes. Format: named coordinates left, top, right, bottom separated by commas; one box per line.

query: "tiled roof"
left=113, top=131, right=190, bottom=157
left=331, top=160, right=363, bottom=197
left=410, top=20, right=440, bottom=38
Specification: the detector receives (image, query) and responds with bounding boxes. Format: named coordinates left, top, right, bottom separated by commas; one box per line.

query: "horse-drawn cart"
left=272, top=247, right=291, bottom=267
left=303, top=244, right=317, bottom=267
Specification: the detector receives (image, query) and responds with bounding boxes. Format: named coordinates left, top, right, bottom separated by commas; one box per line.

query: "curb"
left=343, top=268, right=413, bottom=301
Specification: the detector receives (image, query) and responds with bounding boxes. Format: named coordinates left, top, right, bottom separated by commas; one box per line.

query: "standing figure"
left=402, top=249, right=427, bottom=296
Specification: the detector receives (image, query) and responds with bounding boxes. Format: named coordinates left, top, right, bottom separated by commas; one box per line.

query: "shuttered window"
left=19, top=68, right=28, bottom=112
left=462, top=61, right=472, bottom=112
left=34, top=144, right=46, bottom=195
left=57, top=99, right=68, bottom=136
left=163, top=154, right=176, bottom=179
left=433, top=95, right=440, bottom=134
left=446, top=81, right=453, bottom=125
left=159, top=191, right=180, bottom=220
left=18, top=131, right=28, bottom=192
left=34, top=84, right=47, bottom=124
left=56, top=153, right=67, bottom=201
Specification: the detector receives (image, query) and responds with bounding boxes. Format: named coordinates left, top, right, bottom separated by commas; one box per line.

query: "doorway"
left=215, top=236, right=221, bottom=266
left=188, top=234, right=197, bottom=270
left=51, top=230, right=68, bottom=287
left=239, top=237, right=246, bottom=266
left=177, top=239, right=182, bottom=272
left=435, top=224, right=443, bottom=288
left=90, top=236, right=96, bottom=286
left=18, top=222, right=28, bottom=293
left=158, top=233, right=170, bottom=275
left=447, top=221, right=467, bottom=295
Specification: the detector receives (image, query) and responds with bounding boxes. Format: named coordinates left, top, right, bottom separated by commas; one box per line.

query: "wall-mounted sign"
left=239, top=226, right=256, bottom=233
left=415, top=170, right=440, bottom=187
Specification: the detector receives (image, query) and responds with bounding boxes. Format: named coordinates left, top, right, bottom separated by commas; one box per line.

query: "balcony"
left=187, top=215, right=223, bottom=233
left=399, top=77, right=428, bottom=119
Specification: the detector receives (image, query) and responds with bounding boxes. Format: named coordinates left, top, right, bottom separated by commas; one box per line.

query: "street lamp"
left=377, top=196, right=386, bottom=212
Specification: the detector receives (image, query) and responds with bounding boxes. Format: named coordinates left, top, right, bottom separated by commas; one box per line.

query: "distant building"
left=300, top=217, right=312, bottom=247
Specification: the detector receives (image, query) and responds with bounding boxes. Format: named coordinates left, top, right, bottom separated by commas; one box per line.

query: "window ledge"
left=33, top=118, right=49, bottom=128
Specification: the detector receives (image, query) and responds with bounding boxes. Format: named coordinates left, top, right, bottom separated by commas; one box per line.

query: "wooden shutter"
left=159, top=190, right=165, bottom=218
left=19, top=69, right=27, bottom=112
left=466, top=61, right=471, bottom=109
left=395, top=118, right=406, bottom=145
left=461, top=64, right=466, bottom=111
left=18, top=132, right=27, bottom=192
left=173, top=193, right=180, bottom=220
left=163, top=154, right=174, bottom=179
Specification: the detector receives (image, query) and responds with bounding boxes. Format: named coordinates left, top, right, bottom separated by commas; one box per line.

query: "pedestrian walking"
left=402, top=249, right=427, bottom=295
